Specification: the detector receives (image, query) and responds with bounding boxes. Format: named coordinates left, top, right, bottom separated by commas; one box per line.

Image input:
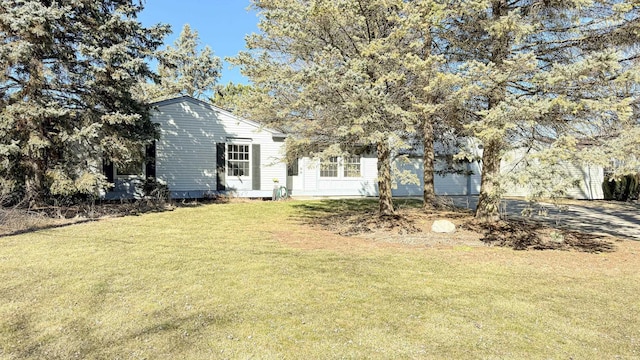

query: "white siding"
left=565, top=163, right=604, bottom=200
left=290, top=155, right=378, bottom=196
left=392, top=158, right=481, bottom=197
left=290, top=155, right=481, bottom=197
left=501, top=149, right=605, bottom=200
left=500, top=149, right=530, bottom=198
left=152, top=97, right=286, bottom=198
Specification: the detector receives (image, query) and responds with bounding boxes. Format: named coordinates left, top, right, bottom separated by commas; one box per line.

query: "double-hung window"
left=320, top=156, right=361, bottom=178
left=320, top=157, right=338, bottom=177
left=227, top=144, right=250, bottom=177
left=343, top=156, right=361, bottom=178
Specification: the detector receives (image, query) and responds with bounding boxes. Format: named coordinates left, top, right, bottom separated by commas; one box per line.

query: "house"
left=104, top=96, right=288, bottom=199
left=499, top=147, right=605, bottom=200
left=103, top=96, right=604, bottom=200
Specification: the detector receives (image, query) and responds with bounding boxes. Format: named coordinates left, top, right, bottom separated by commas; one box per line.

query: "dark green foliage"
left=0, top=0, right=169, bottom=205
left=602, top=174, right=640, bottom=201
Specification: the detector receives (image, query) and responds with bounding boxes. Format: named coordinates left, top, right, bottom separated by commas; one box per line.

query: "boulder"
left=431, top=219, right=456, bottom=233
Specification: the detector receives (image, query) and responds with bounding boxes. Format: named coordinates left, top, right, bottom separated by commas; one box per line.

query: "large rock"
left=431, top=219, right=456, bottom=233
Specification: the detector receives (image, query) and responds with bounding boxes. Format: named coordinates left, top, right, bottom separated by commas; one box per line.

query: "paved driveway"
left=447, top=196, right=640, bottom=240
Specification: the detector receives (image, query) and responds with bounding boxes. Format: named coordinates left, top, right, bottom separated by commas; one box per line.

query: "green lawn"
left=1, top=200, right=638, bottom=359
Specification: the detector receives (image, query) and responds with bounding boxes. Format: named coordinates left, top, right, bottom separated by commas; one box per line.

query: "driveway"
left=447, top=196, right=640, bottom=240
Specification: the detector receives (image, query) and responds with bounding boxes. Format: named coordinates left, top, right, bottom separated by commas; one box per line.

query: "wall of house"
left=391, top=158, right=482, bottom=197
left=500, top=149, right=605, bottom=200
left=288, top=156, right=378, bottom=196
left=152, top=97, right=287, bottom=198
left=287, top=155, right=482, bottom=198
left=565, top=163, right=604, bottom=200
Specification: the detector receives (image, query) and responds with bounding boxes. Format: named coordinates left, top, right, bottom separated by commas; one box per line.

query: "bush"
left=602, top=174, right=640, bottom=201
left=140, top=177, right=170, bottom=202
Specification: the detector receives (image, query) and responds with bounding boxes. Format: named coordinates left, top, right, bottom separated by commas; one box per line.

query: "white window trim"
left=227, top=143, right=251, bottom=178
left=319, top=156, right=362, bottom=179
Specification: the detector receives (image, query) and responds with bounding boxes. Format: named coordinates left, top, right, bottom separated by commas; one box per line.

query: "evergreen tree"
left=395, top=0, right=465, bottom=210
left=0, top=0, right=169, bottom=204
left=234, top=0, right=458, bottom=215
left=211, top=82, right=254, bottom=115
left=141, top=24, right=222, bottom=101
left=448, top=0, right=640, bottom=221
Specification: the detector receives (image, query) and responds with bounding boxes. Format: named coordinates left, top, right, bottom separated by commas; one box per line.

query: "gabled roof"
left=150, top=95, right=287, bottom=138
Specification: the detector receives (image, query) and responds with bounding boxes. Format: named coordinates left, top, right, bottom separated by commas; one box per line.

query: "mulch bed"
left=302, top=206, right=618, bottom=253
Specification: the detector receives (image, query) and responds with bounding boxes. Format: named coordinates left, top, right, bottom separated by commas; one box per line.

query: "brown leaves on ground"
left=0, top=200, right=174, bottom=237
left=293, top=200, right=617, bottom=253
left=462, top=218, right=617, bottom=253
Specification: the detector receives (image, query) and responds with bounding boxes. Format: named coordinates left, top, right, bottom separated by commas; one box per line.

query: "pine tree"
left=448, top=0, right=640, bottom=221
left=0, top=0, right=169, bottom=204
left=141, top=24, right=222, bottom=101
left=211, top=82, right=255, bottom=114
left=395, top=0, right=465, bottom=210
left=234, top=0, right=460, bottom=215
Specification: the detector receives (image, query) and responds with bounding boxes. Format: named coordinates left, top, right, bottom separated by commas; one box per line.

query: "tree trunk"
left=475, top=139, right=502, bottom=222
left=377, top=140, right=395, bottom=216
left=422, top=116, right=437, bottom=210
left=476, top=1, right=508, bottom=222
left=24, top=155, right=46, bottom=207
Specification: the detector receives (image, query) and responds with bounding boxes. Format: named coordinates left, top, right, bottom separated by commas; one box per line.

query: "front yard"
left=1, top=199, right=638, bottom=359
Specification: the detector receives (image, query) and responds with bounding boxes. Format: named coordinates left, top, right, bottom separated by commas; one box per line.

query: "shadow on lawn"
left=291, top=198, right=617, bottom=253
left=0, top=199, right=184, bottom=238
left=464, top=218, right=617, bottom=253
left=2, top=304, right=229, bottom=359
left=292, top=198, right=423, bottom=218
left=291, top=198, right=425, bottom=236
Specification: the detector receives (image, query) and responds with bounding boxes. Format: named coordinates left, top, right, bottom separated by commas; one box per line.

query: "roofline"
left=150, top=95, right=287, bottom=137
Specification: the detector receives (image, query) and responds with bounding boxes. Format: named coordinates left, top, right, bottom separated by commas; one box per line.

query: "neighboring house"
left=102, top=95, right=604, bottom=200
left=499, top=148, right=605, bottom=200
left=501, top=162, right=605, bottom=200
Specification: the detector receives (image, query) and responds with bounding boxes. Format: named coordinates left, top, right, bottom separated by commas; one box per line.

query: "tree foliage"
left=234, top=0, right=463, bottom=215
left=235, top=0, right=640, bottom=219
left=0, top=0, right=169, bottom=204
left=211, top=82, right=255, bottom=115
left=140, top=24, right=222, bottom=101
left=446, top=0, right=640, bottom=220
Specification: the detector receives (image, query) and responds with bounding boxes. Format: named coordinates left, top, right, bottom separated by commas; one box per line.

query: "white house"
left=103, top=96, right=604, bottom=200
left=104, top=96, right=288, bottom=199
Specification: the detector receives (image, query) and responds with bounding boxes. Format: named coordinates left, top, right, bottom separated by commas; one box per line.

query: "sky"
left=138, top=1, right=260, bottom=85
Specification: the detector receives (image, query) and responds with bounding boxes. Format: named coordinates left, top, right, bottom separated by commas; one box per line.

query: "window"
left=116, top=161, right=144, bottom=177
left=227, top=144, right=250, bottom=177
left=320, top=157, right=338, bottom=177
left=287, top=158, right=299, bottom=176
left=320, top=156, right=361, bottom=178
left=343, top=156, right=361, bottom=177
left=115, top=148, right=145, bottom=178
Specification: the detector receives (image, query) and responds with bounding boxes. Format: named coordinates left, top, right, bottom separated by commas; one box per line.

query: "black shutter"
left=102, top=159, right=114, bottom=183
left=145, top=141, right=156, bottom=179
left=252, top=144, right=261, bottom=190
left=216, top=143, right=226, bottom=191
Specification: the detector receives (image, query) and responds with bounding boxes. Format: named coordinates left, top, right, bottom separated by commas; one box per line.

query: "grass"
left=1, top=199, right=639, bottom=359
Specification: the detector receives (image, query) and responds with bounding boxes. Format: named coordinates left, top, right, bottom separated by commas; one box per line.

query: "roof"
left=150, top=95, right=287, bottom=138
